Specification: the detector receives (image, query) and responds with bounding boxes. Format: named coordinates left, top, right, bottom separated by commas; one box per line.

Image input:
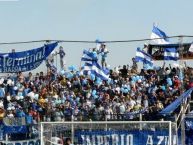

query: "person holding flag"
left=95, top=40, right=109, bottom=68
left=81, top=47, right=109, bottom=81
left=135, top=47, right=154, bottom=70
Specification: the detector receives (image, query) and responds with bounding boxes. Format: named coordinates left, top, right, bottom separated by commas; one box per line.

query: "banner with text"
left=0, top=138, right=40, bottom=145
left=0, top=42, right=58, bottom=73
left=185, top=117, right=193, bottom=145
left=75, top=130, right=177, bottom=145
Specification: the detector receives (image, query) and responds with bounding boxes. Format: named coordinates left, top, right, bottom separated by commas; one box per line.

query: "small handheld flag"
left=135, top=47, right=153, bottom=66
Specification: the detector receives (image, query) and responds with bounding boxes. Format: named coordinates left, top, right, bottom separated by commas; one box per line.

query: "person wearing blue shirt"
left=16, top=108, right=26, bottom=117
left=23, top=84, right=31, bottom=97
left=26, top=113, right=33, bottom=124
left=0, top=85, right=5, bottom=99
left=100, top=44, right=109, bottom=68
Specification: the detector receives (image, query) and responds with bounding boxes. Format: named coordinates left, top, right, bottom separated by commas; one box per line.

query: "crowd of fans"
left=0, top=58, right=192, bottom=123
left=0, top=43, right=192, bottom=124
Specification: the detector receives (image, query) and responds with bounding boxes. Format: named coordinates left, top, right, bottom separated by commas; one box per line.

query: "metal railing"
left=40, top=121, right=177, bottom=145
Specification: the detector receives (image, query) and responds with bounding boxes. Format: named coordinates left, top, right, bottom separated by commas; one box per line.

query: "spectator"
left=64, top=138, right=72, bottom=145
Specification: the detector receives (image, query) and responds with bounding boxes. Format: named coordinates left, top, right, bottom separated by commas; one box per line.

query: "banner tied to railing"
left=0, top=138, right=40, bottom=145
left=75, top=130, right=177, bottom=145
left=0, top=42, right=58, bottom=73
left=185, top=118, right=193, bottom=144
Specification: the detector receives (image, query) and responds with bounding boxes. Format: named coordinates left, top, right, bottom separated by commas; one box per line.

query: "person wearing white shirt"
left=127, top=97, right=136, bottom=109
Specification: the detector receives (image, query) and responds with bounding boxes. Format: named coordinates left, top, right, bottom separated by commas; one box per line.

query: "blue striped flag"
left=135, top=47, right=153, bottom=66
left=81, top=49, right=109, bottom=80
left=82, top=62, right=109, bottom=80
left=164, top=47, right=179, bottom=61
left=46, top=60, right=57, bottom=72
left=151, top=25, right=170, bottom=44
left=81, top=49, right=98, bottom=62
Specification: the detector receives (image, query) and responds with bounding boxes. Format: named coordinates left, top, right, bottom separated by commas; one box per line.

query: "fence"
left=180, top=115, right=193, bottom=145
left=40, top=121, right=177, bottom=145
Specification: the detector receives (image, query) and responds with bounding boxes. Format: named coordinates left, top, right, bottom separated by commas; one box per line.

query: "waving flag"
left=189, top=42, right=193, bottom=52
left=81, top=49, right=109, bottom=80
left=151, top=25, right=170, bottom=44
left=82, top=62, right=109, bottom=80
left=81, top=49, right=98, bottom=62
left=135, top=47, right=153, bottom=66
left=164, top=47, right=179, bottom=61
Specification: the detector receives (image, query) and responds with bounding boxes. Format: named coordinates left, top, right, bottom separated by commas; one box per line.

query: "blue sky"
left=0, top=0, right=193, bottom=71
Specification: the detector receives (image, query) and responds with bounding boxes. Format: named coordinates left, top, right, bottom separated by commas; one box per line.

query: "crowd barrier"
left=41, top=121, right=177, bottom=145
left=3, top=116, right=193, bottom=145
left=1, top=138, right=40, bottom=145
left=183, top=115, right=193, bottom=145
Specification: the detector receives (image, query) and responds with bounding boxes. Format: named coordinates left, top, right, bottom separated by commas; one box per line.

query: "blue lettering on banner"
left=2, top=139, right=40, bottom=145
left=3, top=125, right=28, bottom=134
left=185, top=118, right=193, bottom=145
left=75, top=130, right=177, bottom=145
left=0, top=42, right=58, bottom=73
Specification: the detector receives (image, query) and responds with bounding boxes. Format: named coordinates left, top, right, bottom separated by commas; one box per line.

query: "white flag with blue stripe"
left=135, top=47, right=153, bottom=66
left=82, top=62, right=109, bottom=80
left=151, top=25, right=170, bottom=44
left=81, top=49, right=109, bottom=80
left=164, top=47, right=179, bottom=61
left=81, top=49, right=98, bottom=62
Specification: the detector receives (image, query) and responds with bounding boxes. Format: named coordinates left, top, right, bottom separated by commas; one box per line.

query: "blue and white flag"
left=46, top=60, right=57, bottom=72
left=81, top=49, right=109, bottom=80
left=135, top=47, right=153, bottom=66
left=151, top=25, right=170, bottom=44
left=81, top=49, right=98, bottom=62
left=82, top=62, right=109, bottom=80
left=164, top=47, right=179, bottom=61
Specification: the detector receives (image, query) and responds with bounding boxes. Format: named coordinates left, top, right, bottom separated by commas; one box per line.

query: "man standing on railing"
left=100, top=44, right=109, bottom=68
left=59, top=46, right=66, bottom=70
